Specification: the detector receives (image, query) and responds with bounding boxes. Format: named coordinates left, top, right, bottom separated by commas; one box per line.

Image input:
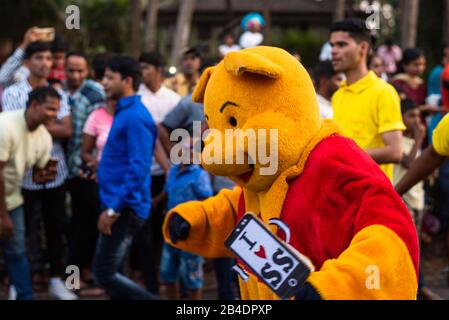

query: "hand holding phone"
left=32, top=166, right=48, bottom=184
left=80, top=160, right=96, bottom=180
left=36, top=28, right=55, bottom=42
left=225, top=213, right=314, bottom=300
left=32, top=159, right=58, bottom=184
left=46, top=158, right=59, bottom=169
left=44, top=158, right=58, bottom=181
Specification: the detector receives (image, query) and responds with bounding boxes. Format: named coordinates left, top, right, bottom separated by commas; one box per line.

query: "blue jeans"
left=93, top=209, right=156, bottom=300
left=0, top=206, right=33, bottom=300
left=160, top=242, right=204, bottom=290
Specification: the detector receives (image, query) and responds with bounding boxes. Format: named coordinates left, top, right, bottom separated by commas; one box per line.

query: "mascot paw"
left=168, top=213, right=191, bottom=243
left=294, top=282, right=322, bottom=300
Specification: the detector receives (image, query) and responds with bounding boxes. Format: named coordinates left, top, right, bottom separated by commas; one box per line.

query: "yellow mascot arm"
left=162, top=186, right=242, bottom=258
left=307, top=225, right=418, bottom=300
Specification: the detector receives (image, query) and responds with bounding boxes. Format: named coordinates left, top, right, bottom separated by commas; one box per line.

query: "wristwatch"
left=106, top=208, right=120, bottom=217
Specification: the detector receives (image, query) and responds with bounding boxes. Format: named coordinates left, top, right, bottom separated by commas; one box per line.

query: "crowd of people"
left=314, top=19, right=449, bottom=300
left=0, top=26, right=240, bottom=300
left=0, top=17, right=449, bottom=300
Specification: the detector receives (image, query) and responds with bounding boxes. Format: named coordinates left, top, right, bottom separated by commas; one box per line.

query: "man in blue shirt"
left=93, top=55, right=157, bottom=300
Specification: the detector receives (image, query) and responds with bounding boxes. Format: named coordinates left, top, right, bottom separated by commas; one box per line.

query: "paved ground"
left=0, top=259, right=227, bottom=300
left=1, top=233, right=448, bottom=300
left=421, top=232, right=449, bottom=299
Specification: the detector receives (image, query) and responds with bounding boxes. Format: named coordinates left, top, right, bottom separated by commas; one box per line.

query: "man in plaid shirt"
left=63, top=52, right=105, bottom=293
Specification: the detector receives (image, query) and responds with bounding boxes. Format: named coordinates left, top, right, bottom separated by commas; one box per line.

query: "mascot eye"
left=229, top=116, right=238, bottom=127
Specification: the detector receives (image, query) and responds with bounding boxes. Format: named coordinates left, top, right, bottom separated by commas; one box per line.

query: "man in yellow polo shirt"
left=330, top=19, right=405, bottom=181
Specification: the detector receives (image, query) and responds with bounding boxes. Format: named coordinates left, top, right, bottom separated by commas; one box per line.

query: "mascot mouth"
left=238, top=164, right=254, bottom=183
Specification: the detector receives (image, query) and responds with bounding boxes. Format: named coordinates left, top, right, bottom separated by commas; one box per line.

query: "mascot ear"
left=224, top=51, right=283, bottom=79
left=192, top=66, right=215, bottom=103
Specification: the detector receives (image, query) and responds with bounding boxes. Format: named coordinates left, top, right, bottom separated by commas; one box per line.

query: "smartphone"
left=47, top=158, right=59, bottom=168
left=32, top=166, right=46, bottom=184
left=225, top=213, right=314, bottom=300
left=36, top=28, right=55, bottom=42
left=80, top=160, right=94, bottom=178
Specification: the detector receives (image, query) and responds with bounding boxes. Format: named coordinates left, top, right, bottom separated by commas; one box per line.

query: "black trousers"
left=130, top=174, right=166, bottom=294
left=23, top=185, right=67, bottom=277
left=67, top=177, right=101, bottom=273
left=93, top=209, right=156, bottom=300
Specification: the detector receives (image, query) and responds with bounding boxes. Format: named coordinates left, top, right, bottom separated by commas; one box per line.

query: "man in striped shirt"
left=63, top=52, right=105, bottom=293
left=1, top=41, right=76, bottom=300
left=0, top=27, right=40, bottom=111
left=0, top=28, right=37, bottom=89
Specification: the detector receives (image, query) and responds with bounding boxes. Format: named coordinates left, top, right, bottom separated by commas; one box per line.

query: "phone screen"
left=47, top=159, right=59, bottom=167
left=37, top=28, right=55, bottom=42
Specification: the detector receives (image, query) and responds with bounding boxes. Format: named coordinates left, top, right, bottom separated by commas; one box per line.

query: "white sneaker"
left=8, top=285, right=17, bottom=300
left=48, top=278, right=78, bottom=300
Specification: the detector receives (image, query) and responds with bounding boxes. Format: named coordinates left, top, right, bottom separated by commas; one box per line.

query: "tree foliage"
left=0, top=0, right=132, bottom=54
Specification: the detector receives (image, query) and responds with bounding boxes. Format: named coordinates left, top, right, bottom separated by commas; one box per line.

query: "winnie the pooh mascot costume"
left=162, top=46, right=419, bottom=300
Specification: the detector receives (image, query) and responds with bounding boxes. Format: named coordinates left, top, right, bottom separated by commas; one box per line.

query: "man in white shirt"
left=138, top=52, right=181, bottom=124
left=312, top=60, right=344, bottom=119
left=218, top=34, right=240, bottom=58
left=138, top=51, right=180, bottom=175
left=239, top=30, right=263, bottom=49
left=239, top=14, right=264, bottom=49
left=136, top=51, right=180, bottom=295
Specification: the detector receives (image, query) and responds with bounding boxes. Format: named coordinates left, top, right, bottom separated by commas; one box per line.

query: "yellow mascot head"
left=193, top=46, right=321, bottom=192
